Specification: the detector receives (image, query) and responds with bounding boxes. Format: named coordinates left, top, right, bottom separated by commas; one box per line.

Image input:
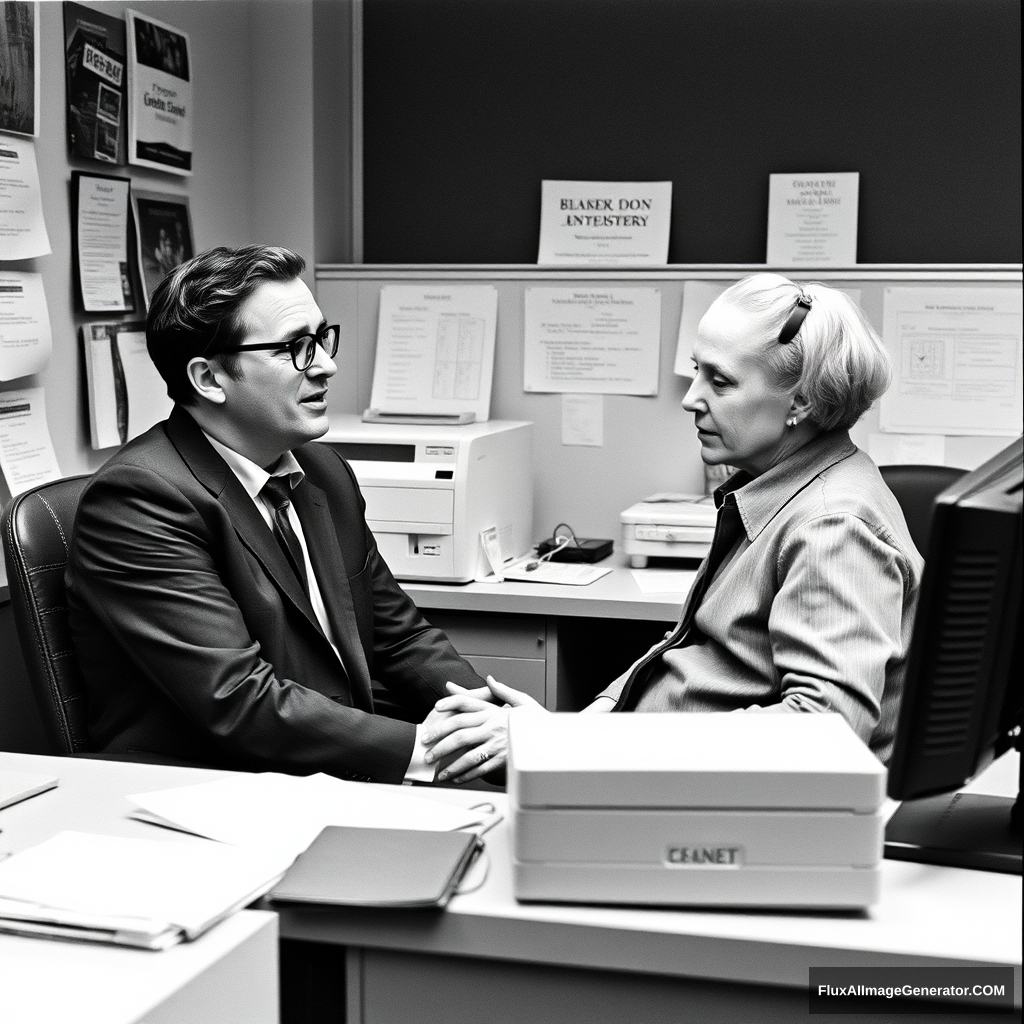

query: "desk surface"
left=402, top=558, right=695, bottom=622
left=2, top=750, right=1019, bottom=1005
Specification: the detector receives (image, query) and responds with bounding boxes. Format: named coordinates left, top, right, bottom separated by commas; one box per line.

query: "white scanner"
left=323, top=416, right=533, bottom=582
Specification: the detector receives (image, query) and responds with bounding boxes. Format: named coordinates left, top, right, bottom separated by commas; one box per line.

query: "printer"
left=323, top=415, right=533, bottom=583
left=508, top=712, right=886, bottom=909
left=620, top=493, right=716, bottom=567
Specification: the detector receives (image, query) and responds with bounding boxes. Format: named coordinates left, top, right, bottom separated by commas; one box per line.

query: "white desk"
left=0, top=754, right=278, bottom=1024
left=403, top=561, right=696, bottom=710
left=2, top=751, right=1017, bottom=1024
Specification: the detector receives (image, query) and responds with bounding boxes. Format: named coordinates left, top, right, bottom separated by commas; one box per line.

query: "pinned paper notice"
left=766, top=172, right=859, bottom=267
left=0, top=135, right=51, bottom=259
left=0, top=271, right=52, bottom=381
left=868, top=433, right=946, bottom=466
left=561, top=393, right=603, bottom=446
left=0, top=387, right=62, bottom=497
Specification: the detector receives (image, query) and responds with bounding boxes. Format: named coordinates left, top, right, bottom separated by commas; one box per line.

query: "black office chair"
left=879, top=464, right=967, bottom=557
left=2, top=475, right=93, bottom=755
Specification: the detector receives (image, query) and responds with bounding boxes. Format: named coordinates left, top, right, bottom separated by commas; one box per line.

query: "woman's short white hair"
left=713, top=273, right=892, bottom=432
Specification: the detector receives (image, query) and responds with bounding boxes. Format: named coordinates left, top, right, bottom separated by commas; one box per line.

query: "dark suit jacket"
left=66, top=406, right=484, bottom=783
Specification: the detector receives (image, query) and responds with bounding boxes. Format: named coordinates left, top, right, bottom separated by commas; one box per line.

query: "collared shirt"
left=599, top=431, right=924, bottom=763
left=202, top=432, right=434, bottom=782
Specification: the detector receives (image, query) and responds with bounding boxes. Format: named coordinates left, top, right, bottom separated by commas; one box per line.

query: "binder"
left=269, top=826, right=483, bottom=909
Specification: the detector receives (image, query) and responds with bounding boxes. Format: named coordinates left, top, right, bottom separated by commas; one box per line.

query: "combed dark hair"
left=714, top=273, right=892, bottom=431
left=146, top=245, right=306, bottom=405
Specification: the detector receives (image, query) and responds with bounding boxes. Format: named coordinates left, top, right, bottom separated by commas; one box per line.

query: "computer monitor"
left=884, top=437, right=1022, bottom=874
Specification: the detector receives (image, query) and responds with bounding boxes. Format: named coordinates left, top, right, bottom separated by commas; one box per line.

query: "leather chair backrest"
left=879, top=463, right=967, bottom=558
left=2, top=475, right=93, bottom=754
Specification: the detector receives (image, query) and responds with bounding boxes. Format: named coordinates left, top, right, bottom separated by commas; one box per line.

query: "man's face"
left=682, top=302, right=796, bottom=477
left=215, top=277, right=336, bottom=466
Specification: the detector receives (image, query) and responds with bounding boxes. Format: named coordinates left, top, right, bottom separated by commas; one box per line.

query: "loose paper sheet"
left=76, top=174, right=134, bottom=312
left=879, top=287, right=1023, bottom=436
left=524, top=286, right=661, bottom=395
left=369, top=284, right=497, bottom=421
left=868, top=432, right=946, bottom=466
left=126, top=10, right=193, bottom=175
left=0, top=134, right=50, bottom=259
left=561, top=392, right=604, bottom=446
left=766, top=172, right=859, bottom=266
left=630, top=569, right=695, bottom=595
left=0, top=271, right=51, bottom=380
left=537, top=180, right=672, bottom=265
left=0, top=386, right=61, bottom=496
left=128, top=772, right=490, bottom=860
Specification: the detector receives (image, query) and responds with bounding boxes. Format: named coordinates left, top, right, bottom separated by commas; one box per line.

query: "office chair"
left=879, top=464, right=967, bottom=557
left=2, top=475, right=93, bottom=755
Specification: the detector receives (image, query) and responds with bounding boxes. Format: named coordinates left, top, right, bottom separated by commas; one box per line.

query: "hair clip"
left=778, top=293, right=812, bottom=345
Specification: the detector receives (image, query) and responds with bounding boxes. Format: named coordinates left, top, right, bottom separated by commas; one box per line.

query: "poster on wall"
left=63, top=2, right=128, bottom=165
left=0, top=1, right=39, bottom=137
left=131, top=188, right=193, bottom=307
left=72, top=172, right=135, bottom=313
left=126, top=9, right=192, bottom=175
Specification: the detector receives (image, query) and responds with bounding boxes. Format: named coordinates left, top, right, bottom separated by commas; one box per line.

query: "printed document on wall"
left=0, top=271, right=50, bottom=380
left=524, top=287, right=661, bottom=395
left=880, top=287, right=1023, bottom=436
left=0, top=386, right=61, bottom=497
left=126, top=10, right=193, bottom=175
left=0, top=134, right=50, bottom=259
left=368, top=285, right=497, bottom=422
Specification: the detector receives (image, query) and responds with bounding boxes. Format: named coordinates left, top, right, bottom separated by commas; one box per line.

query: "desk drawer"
left=426, top=611, right=546, bottom=660
left=461, top=655, right=545, bottom=704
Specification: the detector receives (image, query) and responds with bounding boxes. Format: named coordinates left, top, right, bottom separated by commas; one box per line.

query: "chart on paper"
left=369, top=284, right=497, bottom=421
left=880, top=287, right=1023, bottom=436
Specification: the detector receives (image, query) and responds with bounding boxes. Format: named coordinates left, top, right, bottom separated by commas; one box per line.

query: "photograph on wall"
left=126, top=9, right=192, bottom=175
left=131, top=188, right=193, bottom=307
left=0, top=1, right=40, bottom=137
left=63, top=2, right=128, bottom=165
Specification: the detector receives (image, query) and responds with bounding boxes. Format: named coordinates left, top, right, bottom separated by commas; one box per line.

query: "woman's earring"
left=786, top=417, right=797, bottom=428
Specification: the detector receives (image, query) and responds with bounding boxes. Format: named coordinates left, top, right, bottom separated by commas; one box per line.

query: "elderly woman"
left=424, top=274, right=924, bottom=780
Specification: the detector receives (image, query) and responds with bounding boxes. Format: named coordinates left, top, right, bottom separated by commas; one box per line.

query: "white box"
left=508, top=713, right=886, bottom=909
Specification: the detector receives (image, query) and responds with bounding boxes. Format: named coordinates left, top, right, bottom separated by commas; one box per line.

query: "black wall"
left=363, top=0, right=1021, bottom=264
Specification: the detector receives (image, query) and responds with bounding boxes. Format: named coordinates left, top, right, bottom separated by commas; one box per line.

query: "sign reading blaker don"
left=537, top=180, right=672, bottom=266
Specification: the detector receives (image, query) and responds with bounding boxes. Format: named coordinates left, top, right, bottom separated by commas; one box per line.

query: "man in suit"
left=66, top=245, right=486, bottom=783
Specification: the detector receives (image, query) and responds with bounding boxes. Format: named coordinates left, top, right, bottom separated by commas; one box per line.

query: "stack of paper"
left=127, top=772, right=495, bottom=860
left=0, top=831, right=292, bottom=950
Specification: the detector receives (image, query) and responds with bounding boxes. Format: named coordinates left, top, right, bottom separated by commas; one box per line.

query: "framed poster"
left=126, top=9, right=192, bottom=175
left=0, top=1, right=40, bottom=137
left=63, top=1, right=128, bottom=164
left=131, top=188, right=193, bottom=307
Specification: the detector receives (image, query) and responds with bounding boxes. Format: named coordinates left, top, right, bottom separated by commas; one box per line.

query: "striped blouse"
left=599, top=430, right=924, bottom=764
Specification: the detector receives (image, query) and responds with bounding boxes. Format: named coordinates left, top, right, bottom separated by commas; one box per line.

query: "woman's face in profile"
left=683, top=303, right=798, bottom=477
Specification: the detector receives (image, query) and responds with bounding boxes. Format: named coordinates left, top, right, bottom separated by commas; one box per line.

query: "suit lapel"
left=292, top=478, right=374, bottom=709
left=166, top=407, right=323, bottom=634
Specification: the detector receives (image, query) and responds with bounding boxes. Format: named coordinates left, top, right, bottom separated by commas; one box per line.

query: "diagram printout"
left=879, top=288, right=1023, bottom=436
left=368, top=285, right=497, bottom=422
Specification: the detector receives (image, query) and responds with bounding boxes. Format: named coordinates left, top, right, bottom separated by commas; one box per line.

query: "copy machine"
left=508, top=712, right=886, bottom=909
left=323, top=416, right=532, bottom=582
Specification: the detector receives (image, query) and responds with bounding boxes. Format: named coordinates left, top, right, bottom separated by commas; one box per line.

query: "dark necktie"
left=260, top=476, right=310, bottom=597
left=614, top=496, right=745, bottom=711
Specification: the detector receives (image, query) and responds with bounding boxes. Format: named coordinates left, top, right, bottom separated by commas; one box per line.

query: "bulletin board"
left=362, top=0, right=1021, bottom=265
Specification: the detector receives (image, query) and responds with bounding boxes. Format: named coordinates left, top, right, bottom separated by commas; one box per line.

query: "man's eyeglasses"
left=212, top=324, right=340, bottom=372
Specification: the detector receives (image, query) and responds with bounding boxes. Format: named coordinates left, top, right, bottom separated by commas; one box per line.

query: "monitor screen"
left=885, top=437, right=1021, bottom=874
